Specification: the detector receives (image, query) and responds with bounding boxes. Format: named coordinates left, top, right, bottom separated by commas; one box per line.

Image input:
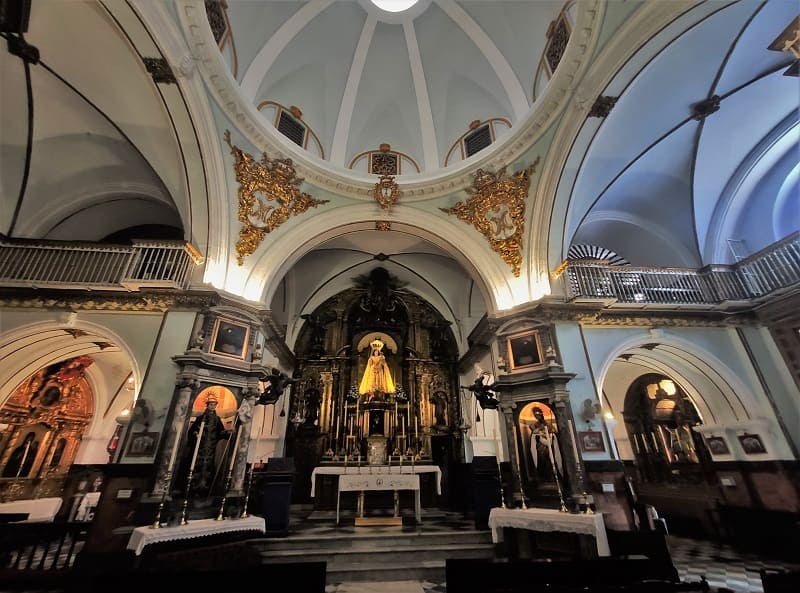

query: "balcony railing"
left=0, top=238, right=199, bottom=291
left=558, top=232, right=800, bottom=306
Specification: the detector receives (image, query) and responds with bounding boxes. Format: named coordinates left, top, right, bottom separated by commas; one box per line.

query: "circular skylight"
left=371, top=0, right=419, bottom=12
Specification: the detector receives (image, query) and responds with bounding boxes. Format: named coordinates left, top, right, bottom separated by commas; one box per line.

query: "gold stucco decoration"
left=372, top=175, right=401, bottom=211
left=224, top=130, right=329, bottom=265
left=440, top=158, right=540, bottom=277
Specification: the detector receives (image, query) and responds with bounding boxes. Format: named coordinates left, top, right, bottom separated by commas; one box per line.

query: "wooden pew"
left=446, top=557, right=708, bottom=593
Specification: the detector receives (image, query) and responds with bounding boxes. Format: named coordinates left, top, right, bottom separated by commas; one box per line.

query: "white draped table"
left=488, top=507, right=610, bottom=557
left=310, top=464, right=441, bottom=497
left=337, top=473, right=420, bottom=525
left=0, top=497, right=62, bottom=522
left=126, top=516, right=266, bottom=556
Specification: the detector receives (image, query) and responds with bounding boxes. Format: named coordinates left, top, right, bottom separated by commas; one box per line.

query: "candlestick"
left=216, top=422, right=242, bottom=522
left=494, top=430, right=506, bottom=508
left=228, top=423, right=242, bottom=474
left=15, top=439, right=32, bottom=479
left=188, top=419, right=205, bottom=472
left=568, top=419, right=580, bottom=460
left=167, top=426, right=183, bottom=475
left=511, top=424, right=527, bottom=508
left=240, top=463, right=256, bottom=518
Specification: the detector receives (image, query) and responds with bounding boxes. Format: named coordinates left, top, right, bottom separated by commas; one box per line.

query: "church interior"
left=0, top=1, right=799, bottom=592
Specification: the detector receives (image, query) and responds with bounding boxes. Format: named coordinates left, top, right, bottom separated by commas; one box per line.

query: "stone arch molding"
left=241, top=204, right=512, bottom=313
left=595, top=333, right=763, bottom=429
left=0, top=320, right=143, bottom=437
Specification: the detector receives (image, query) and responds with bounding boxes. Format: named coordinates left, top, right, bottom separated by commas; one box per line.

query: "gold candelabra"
left=217, top=424, right=242, bottom=521
left=216, top=463, right=235, bottom=521
left=179, top=467, right=196, bottom=525
left=511, top=425, right=528, bottom=509
left=240, top=463, right=256, bottom=518
left=495, top=455, right=506, bottom=509
left=150, top=470, right=172, bottom=529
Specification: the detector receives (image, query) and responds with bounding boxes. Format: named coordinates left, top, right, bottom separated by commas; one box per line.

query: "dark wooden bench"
left=761, top=568, right=800, bottom=593
left=446, top=558, right=708, bottom=593
left=606, top=528, right=672, bottom=562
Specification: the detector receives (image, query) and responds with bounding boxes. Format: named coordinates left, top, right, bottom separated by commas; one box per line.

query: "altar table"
left=310, top=464, right=441, bottom=497
left=126, top=516, right=266, bottom=556
left=488, top=507, right=610, bottom=557
left=0, top=497, right=62, bottom=523
left=337, top=472, right=420, bottom=526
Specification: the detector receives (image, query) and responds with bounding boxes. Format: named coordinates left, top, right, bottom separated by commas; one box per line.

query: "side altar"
left=309, top=463, right=442, bottom=512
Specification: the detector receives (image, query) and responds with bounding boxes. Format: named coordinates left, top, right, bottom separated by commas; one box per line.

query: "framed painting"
left=127, top=431, right=158, bottom=457
left=705, top=436, right=730, bottom=455
left=506, top=331, right=543, bottom=370
left=210, top=318, right=250, bottom=359
left=579, top=430, right=605, bottom=453
left=738, top=433, right=766, bottom=455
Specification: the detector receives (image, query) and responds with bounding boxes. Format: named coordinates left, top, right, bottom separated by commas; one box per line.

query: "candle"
left=512, top=424, right=522, bottom=471
left=173, top=418, right=191, bottom=472
left=545, top=425, right=558, bottom=471
left=189, top=418, right=206, bottom=471
left=394, top=401, right=398, bottom=429
left=568, top=419, right=580, bottom=460
left=228, top=424, right=242, bottom=473
left=15, top=439, right=32, bottom=478
left=402, top=416, right=405, bottom=437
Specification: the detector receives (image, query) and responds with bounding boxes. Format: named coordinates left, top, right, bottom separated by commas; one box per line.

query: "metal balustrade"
left=0, top=238, right=197, bottom=291
left=0, top=233, right=796, bottom=305
left=559, top=232, right=800, bottom=306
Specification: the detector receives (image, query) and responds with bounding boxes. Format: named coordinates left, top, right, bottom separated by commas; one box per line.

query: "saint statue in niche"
left=358, top=337, right=395, bottom=398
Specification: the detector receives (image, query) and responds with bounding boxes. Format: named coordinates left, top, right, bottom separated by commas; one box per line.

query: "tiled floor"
left=667, top=534, right=800, bottom=593
left=323, top=531, right=800, bottom=593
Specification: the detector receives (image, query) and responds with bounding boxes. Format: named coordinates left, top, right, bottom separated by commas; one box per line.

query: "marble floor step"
left=257, top=541, right=495, bottom=565
left=251, top=530, right=493, bottom=551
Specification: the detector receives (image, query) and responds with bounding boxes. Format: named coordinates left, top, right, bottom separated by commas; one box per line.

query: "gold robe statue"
left=358, top=338, right=395, bottom=396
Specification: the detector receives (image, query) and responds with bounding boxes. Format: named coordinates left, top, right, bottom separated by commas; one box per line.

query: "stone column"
left=151, top=378, right=198, bottom=497
left=231, top=388, right=258, bottom=493
left=499, top=401, right=523, bottom=506
left=552, top=391, right=588, bottom=509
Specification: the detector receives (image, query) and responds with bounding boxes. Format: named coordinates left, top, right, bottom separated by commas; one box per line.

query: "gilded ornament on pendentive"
left=372, top=175, right=401, bottom=211
left=223, top=130, right=329, bottom=265
left=439, top=158, right=540, bottom=276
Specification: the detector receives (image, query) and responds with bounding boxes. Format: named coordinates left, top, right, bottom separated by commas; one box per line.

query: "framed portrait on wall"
left=210, top=318, right=250, bottom=359
left=738, top=433, right=766, bottom=455
left=127, top=431, right=158, bottom=457
left=705, top=436, right=730, bottom=455
left=579, top=430, right=605, bottom=452
left=506, top=331, right=543, bottom=370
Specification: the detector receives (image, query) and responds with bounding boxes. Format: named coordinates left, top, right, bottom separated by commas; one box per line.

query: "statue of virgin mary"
left=358, top=338, right=395, bottom=397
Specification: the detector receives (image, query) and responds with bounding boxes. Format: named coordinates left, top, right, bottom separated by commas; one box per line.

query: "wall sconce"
left=115, top=408, right=131, bottom=425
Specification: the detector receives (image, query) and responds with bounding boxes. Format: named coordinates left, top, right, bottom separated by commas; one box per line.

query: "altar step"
left=249, top=506, right=497, bottom=584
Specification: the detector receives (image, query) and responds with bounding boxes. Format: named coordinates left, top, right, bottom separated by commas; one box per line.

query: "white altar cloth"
left=126, top=516, right=266, bottom=556
left=337, top=473, right=421, bottom=525
left=0, top=497, right=62, bottom=522
left=488, top=507, right=610, bottom=557
left=310, top=465, right=441, bottom=496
